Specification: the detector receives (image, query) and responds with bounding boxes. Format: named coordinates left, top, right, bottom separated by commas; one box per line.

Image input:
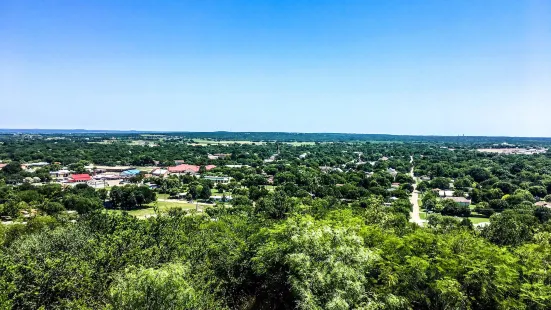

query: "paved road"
left=408, top=155, right=424, bottom=225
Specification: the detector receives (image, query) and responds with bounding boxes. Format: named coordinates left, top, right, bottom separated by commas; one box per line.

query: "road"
left=408, top=155, right=424, bottom=225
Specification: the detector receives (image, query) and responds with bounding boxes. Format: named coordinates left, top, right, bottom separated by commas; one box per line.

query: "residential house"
left=438, top=190, right=455, bottom=198
left=50, top=169, right=72, bottom=181
left=121, top=169, right=142, bottom=178
left=151, top=168, right=169, bottom=177
left=210, top=195, right=232, bottom=202
left=68, top=174, right=92, bottom=183
left=203, top=176, right=231, bottom=184
left=168, top=164, right=216, bottom=175
left=447, top=197, right=471, bottom=207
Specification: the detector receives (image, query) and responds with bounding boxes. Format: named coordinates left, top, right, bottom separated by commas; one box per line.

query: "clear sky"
left=1, top=0, right=550, bottom=136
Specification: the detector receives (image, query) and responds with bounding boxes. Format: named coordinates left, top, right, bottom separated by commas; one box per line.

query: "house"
left=447, top=197, right=471, bottom=207
left=438, top=190, right=455, bottom=198
left=68, top=174, right=92, bottom=183
left=121, top=169, right=142, bottom=178
left=203, top=176, right=231, bottom=184
left=0, top=163, right=7, bottom=170
left=168, top=164, right=216, bottom=175
left=210, top=195, right=232, bottom=202
left=50, top=169, right=72, bottom=181
left=168, top=164, right=200, bottom=174
left=391, top=183, right=400, bottom=188
left=299, top=153, right=307, bottom=159
left=151, top=168, right=169, bottom=177
left=93, top=165, right=135, bottom=173
left=420, top=176, right=431, bottom=181
left=380, top=156, right=389, bottom=161
left=208, top=154, right=231, bottom=160
left=25, top=162, right=49, bottom=167
left=225, top=164, right=249, bottom=168
left=174, top=160, right=186, bottom=165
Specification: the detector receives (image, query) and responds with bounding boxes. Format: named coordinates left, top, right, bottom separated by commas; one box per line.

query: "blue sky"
left=1, top=0, right=550, bottom=136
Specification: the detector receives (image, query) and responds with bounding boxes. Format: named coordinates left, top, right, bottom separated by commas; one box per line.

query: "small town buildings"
left=50, top=169, right=72, bottom=181
left=203, top=176, right=231, bottom=184
left=68, top=174, right=92, bottom=183
left=151, top=168, right=169, bottom=177
left=210, top=195, right=232, bottom=202
left=447, top=197, right=471, bottom=207
left=225, top=164, right=250, bottom=168
left=121, top=169, right=141, bottom=178
left=167, top=164, right=216, bottom=175
left=208, top=153, right=231, bottom=160
left=93, top=165, right=135, bottom=173
left=25, top=162, right=49, bottom=167
left=438, top=190, right=455, bottom=198
left=93, top=173, right=120, bottom=180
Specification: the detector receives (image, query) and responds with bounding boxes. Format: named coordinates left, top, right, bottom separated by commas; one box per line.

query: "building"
left=168, top=164, right=200, bottom=174
left=25, top=162, right=49, bottom=167
left=168, top=164, right=216, bottom=175
left=151, top=168, right=169, bottom=177
left=447, top=197, right=471, bottom=207
left=0, top=163, right=7, bottom=170
left=121, top=169, right=142, bottom=178
left=174, top=160, right=186, bottom=165
left=50, top=169, right=72, bottom=181
left=68, top=174, right=92, bottom=183
left=203, top=176, right=231, bottom=184
left=225, top=164, right=249, bottom=168
left=93, top=165, right=135, bottom=173
left=208, top=153, right=231, bottom=160
left=391, top=183, right=400, bottom=188
left=210, top=195, right=232, bottom=202
left=438, top=190, right=455, bottom=198
left=299, top=153, right=307, bottom=159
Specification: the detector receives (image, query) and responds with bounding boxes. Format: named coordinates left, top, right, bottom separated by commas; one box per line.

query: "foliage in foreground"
left=1, top=198, right=550, bottom=310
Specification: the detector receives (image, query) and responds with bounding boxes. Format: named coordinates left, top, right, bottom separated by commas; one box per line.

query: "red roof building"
left=0, top=163, right=7, bottom=170
left=168, top=164, right=200, bottom=174
left=69, top=174, right=92, bottom=183
left=167, top=164, right=217, bottom=174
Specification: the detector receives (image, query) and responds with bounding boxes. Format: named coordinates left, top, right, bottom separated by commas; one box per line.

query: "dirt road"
left=408, top=156, right=424, bottom=225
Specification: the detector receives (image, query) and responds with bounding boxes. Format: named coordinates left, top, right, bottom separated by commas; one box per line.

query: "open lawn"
left=189, top=139, right=266, bottom=145
left=468, top=216, right=490, bottom=224
left=420, top=210, right=490, bottom=225
left=109, top=200, right=210, bottom=218
left=285, top=142, right=316, bottom=146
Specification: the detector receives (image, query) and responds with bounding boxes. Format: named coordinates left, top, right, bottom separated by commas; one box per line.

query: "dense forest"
left=1, top=133, right=550, bottom=309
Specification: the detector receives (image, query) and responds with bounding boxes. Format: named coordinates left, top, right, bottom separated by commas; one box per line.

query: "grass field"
left=189, top=139, right=266, bottom=145
left=110, top=200, right=209, bottom=217
left=285, top=142, right=316, bottom=146
left=420, top=210, right=490, bottom=225
left=468, top=217, right=490, bottom=224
